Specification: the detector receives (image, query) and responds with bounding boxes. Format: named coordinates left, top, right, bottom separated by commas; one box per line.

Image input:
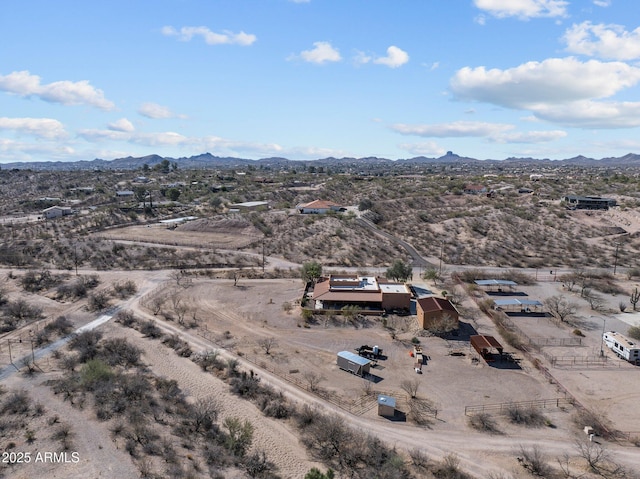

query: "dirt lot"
left=95, top=217, right=262, bottom=250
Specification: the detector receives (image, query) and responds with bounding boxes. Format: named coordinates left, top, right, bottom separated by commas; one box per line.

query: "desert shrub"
left=230, top=371, right=262, bottom=398
left=433, top=453, right=471, bottom=479
left=51, top=423, right=75, bottom=450
left=154, top=378, right=184, bottom=405
left=100, top=338, right=141, bottom=367
left=46, top=316, right=74, bottom=335
left=194, top=350, right=224, bottom=371
left=0, top=390, right=32, bottom=415
left=115, top=310, right=137, bottom=327
left=258, top=390, right=292, bottom=419
left=245, top=449, right=278, bottom=479
left=223, top=417, right=254, bottom=458
left=162, top=334, right=192, bottom=357
left=56, top=276, right=97, bottom=300
left=628, top=326, right=640, bottom=340
left=296, top=404, right=321, bottom=429
left=506, top=405, right=546, bottom=427
left=188, top=398, right=219, bottom=433
left=518, top=445, right=552, bottom=477
left=20, top=269, right=60, bottom=292
left=468, top=413, right=500, bottom=434
left=87, top=291, right=110, bottom=311
left=139, top=320, right=162, bottom=338
left=80, top=359, right=113, bottom=389
left=5, top=299, right=43, bottom=322
left=69, top=330, right=103, bottom=363
left=113, top=280, right=137, bottom=299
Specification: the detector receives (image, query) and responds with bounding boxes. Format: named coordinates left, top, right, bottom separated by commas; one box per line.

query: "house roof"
left=337, top=351, right=371, bottom=366
left=299, top=199, right=340, bottom=209
left=470, top=335, right=503, bottom=351
left=313, top=281, right=383, bottom=303
left=475, top=279, right=518, bottom=286
left=493, top=299, right=543, bottom=307
left=377, top=395, right=396, bottom=408
left=416, top=296, right=458, bottom=314
left=229, top=201, right=269, bottom=208
left=42, top=206, right=71, bottom=212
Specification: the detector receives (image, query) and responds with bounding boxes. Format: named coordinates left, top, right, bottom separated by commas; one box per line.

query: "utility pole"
left=613, top=242, right=620, bottom=275
left=262, top=240, right=265, bottom=273
left=438, top=241, right=444, bottom=276
left=600, top=317, right=607, bottom=357
left=74, top=244, right=78, bottom=276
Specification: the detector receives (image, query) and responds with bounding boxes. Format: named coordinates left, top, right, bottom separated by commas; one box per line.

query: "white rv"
left=603, top=331, right=640, bottom=363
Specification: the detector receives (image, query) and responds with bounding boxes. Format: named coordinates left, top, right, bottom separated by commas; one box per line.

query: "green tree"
left=358, top=198, right=373, bottom=211
left=166, top=188, right=181, bottom=201
left=301, top=261, right=323, bottom=284
left=386, top=259, right=413, bottom=282
left=134, top=187, right=147, bottom=208
left=305, top=468, right=335, bottom=479
left=223, top=417, right=253, bottom=458
left=422, top=267, right=440, bottom=284
left=628, top=325, right=640, bottom=340
left=154, top=159, right=170, bottom=173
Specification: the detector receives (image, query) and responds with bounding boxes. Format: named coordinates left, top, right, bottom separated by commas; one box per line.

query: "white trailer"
left=603, top=331, right=640, bottom=363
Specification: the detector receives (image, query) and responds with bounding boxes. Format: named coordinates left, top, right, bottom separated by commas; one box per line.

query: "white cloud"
left=533, top=100, right=640, bottom=128
left=162, top=26, right=256, bottom=46
left=399, top=141, right=446, bottom=156
left=593, top=0, right=611, bottom=7
left=392, top=121, right=514, bottom=138
left=490, top=129, right=567, bottom=143
left=0, top=117, right=67, bottom=139
left=564, top=22, right=640, bottom=60
left=473, top=0, right=568, bottom=19
left=296, top=41, right=342, bottom=64
left=0, top=138, right=75, bottom=162
left=392, top=120, right=566, bottom=144
left=353, top=50, right=372, bottom=66
left=138, top=102, right=185, bottom=119
left=108, top=118, right=135, bottom=133
left=373, top=46, right=409, bottom=68
left=0, top=71, right=115, bottom=110
left=450, top=57, right=640, bottom=109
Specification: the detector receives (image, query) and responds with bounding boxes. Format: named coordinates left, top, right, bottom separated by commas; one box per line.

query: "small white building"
left=42, top=206, right=72, bottom=220
left=228, top=201, right=269, bottom=211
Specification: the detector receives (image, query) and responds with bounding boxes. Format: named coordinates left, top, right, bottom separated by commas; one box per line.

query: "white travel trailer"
left=603, top=331, right=640, bottom=363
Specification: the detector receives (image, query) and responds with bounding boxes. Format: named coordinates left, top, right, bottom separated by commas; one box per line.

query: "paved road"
left=0, top=311, right=116, bottom=381
left=356, top=217, right=434, bottom=268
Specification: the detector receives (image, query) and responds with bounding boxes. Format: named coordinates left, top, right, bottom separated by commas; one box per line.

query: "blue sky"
left=2, top=0, right=640, bottom=163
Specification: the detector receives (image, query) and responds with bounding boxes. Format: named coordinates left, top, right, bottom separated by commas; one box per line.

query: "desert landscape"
left=0, top=162, right=640, bottom=479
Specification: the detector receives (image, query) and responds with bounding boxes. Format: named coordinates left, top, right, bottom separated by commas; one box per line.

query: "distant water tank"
left=373, top=345, right=379, bottom=355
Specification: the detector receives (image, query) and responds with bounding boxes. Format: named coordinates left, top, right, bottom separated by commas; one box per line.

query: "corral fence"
left=460, top=277, right=617, bottom=440
left=540, top=351, right=622, bottom=368
left=527, top=337, right=582, bottom=347
left=464, top=397, right=574, bottom=416
left=302, top=308, right=385, bottom=316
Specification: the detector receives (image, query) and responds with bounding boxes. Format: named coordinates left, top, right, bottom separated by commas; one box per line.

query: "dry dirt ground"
left=94, top=217, right=262, bottom=250
left=2, top=267, right=640, bottom=477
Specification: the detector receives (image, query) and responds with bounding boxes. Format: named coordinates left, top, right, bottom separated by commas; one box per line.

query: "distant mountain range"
left=4, top=151, right=640, bottom=171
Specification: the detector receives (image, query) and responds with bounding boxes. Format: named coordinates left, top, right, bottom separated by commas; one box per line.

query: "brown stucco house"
left=415, top=296, right=459, bottom=330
